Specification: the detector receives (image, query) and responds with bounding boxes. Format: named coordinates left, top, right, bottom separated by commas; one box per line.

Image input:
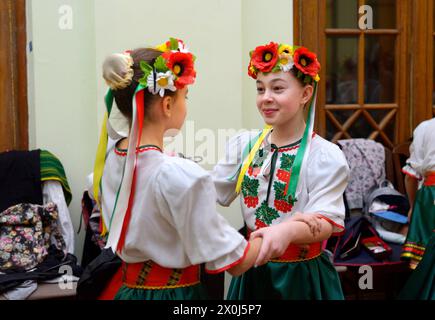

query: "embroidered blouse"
left=212, top=131, right=350, bottom=235
left=99, top=141, right=248, bottom=273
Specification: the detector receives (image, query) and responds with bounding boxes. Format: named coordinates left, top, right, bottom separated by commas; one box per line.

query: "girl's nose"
left=262, top=90, right=273, bottom=103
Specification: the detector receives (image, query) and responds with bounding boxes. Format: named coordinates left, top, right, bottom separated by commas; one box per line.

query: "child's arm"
left=226, top=237, right=263, bottom=277
left=249, top=216, right=333, bottom=266
left=404, top=174, right=418, bottom=219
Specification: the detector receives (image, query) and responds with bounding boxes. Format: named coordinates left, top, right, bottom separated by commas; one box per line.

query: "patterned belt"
left=122, top=261, right=200, bottom=290
left=424, top=171, right=435, bottom=186
left=247, top=229, right=322, bottom=263
left=270, top=242, right=322, bottom=262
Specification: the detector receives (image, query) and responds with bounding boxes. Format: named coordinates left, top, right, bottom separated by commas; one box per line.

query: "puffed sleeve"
left=155, top=159, right=249, bottom=273
left=304, top=144, right=350, bottom=235
left=402, top=123, right=426, bottom=180
left=211, top=130, right=261, bottom=206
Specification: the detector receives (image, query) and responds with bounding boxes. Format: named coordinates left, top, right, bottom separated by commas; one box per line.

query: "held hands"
left=249, top=212, right=322, bottom=267
left=291, top=212, right=323, bottom=237
left=249, top=222, right=293, bottom=267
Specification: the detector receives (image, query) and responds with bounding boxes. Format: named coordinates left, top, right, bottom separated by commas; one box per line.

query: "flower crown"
left=248, top=42, right=321, bottom=84
left=138, top=38, right=196, bottom=97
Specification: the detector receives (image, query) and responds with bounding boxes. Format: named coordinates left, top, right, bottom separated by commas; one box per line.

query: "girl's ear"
left=301, top=84, right=314, bottom=105
left=161, top=96, right=173, bottom=118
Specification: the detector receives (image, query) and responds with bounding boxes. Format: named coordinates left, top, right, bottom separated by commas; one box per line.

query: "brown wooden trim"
left=397, top=0, right=411, bottom=143
left=16, top=0, right=28, bottom=150
left=325, top=104, right=398, bottom=110
left=325, top=104, right=361, bottom=110
left=325, top=29, right=399, bottom=35
left=428, top=0, right=434, bottom=116
left=357, top=0, right=365, bottom=111
left=317, top=0, right=326, bottom=136
left=411, top=0, right=432, bottom=128
left=364, top=104, right=398, bottom=109
left=293, top=0, right=300, bottom=45
left=0, top=0, right=28, bottom=151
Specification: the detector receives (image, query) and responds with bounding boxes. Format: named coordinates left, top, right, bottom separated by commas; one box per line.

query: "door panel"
left=0, top=0, right=28, bottom=152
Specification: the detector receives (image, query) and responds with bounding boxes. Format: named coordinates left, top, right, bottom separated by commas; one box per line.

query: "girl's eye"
left=256, top=87, right=264, bottom=93
left=273, top=87, right=284, bottom=91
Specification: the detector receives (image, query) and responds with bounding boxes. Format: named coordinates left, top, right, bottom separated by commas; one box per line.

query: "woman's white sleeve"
left=402, top=124, right=426, bottom=180
left=155, top=161, right=249, bottom=273
left=211, top=131, right=260, bottom=207
left=304, top=146, right=350, bottom=235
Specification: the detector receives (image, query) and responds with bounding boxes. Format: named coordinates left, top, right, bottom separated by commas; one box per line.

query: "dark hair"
left=112, top=48, right=176, bottom=122
left=289, top=66, right=313, bottom=87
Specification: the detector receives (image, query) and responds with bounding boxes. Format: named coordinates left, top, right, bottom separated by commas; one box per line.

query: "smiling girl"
left=212, top=42, right=350, bottom=299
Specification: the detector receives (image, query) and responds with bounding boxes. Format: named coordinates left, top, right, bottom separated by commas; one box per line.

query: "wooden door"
left=0, top=0, right=28, bottom=151
left=294, top=0, right=433, bottom=146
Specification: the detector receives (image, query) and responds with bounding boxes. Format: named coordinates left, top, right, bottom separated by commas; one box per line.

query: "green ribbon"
left=285, top=82, right=318, bottom=201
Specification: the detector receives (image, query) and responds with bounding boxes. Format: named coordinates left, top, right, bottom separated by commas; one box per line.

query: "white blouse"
left=212, top=131, right=350, bottom=235
left=402, top=118, right=435, bottom=181
left=99, top=142, right=248, bottom=272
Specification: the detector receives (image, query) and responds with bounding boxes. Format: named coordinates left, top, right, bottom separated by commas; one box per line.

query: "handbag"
left=0, top=202, right=66, bottom=272
left=76, top=247, right=121, bottom=300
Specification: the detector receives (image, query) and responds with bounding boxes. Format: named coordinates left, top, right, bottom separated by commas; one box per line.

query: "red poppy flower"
left=248, top=62, right=258, bottom=79
left=163, top=51, right=196, bottom=89
left=250, top=42, right=279, bottom=73
left=293, top=47, right=321, bottom=77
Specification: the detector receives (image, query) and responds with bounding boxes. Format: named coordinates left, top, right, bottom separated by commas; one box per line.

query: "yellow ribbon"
left=235, top=125, right=272, bottom=194
left=93, top=112, right=109, bottom=236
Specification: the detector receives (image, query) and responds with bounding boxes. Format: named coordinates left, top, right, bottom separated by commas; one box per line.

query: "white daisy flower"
left=147, top=71, right=177, bottom=97
left=279, top=54, right=294, bottom=72
left=177, top=40, right=190, bottom=53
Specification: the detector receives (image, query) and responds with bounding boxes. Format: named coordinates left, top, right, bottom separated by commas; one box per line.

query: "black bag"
left=76, top=247, right=122, bottom=300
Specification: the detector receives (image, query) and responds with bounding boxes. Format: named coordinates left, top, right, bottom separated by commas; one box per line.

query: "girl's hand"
left=290, top=212, right=322, bottom=237
left=249, top=223, right=294, bottom=267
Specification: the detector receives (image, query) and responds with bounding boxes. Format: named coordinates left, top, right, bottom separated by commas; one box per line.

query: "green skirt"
left=114, top=283, right=208, bottom=300
left=398, top=232, right=435, bottom=300
left=227, top=253, right=344, bottom=300
left=401, top=185, right=435, bottom=267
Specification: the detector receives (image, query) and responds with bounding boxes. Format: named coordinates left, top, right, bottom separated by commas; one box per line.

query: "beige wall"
left=242, top=0, right=293, bottom=130
left=27, top=0, right=293, bottom=271
left=27, top=0, right=97, bottom=257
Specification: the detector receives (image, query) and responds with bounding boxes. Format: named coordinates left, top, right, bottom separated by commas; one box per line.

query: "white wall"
left=93, top=0, right=246, bottom=234
left=241, top=0, right=293, bottom=130
left=27, top=0, right=293, bottom=291
left=27, top=0, right=97, bottom=258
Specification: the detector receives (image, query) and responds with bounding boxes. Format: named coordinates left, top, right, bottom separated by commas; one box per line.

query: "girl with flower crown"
left=212, top=42, right=350, bottom=299
left=92, top=39, right=263, bottom=300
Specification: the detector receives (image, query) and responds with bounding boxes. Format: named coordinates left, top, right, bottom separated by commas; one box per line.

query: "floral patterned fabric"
left=0, top=202, right=66, bottom=271
left=337, top=139, right=385, bottom=210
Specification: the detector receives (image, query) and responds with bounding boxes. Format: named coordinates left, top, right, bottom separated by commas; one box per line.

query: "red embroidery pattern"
left=114, top=146, right=161, bottom=156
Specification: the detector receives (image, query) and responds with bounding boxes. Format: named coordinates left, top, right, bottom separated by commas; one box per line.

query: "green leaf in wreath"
left=154, top=56, right=169, bottom=72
